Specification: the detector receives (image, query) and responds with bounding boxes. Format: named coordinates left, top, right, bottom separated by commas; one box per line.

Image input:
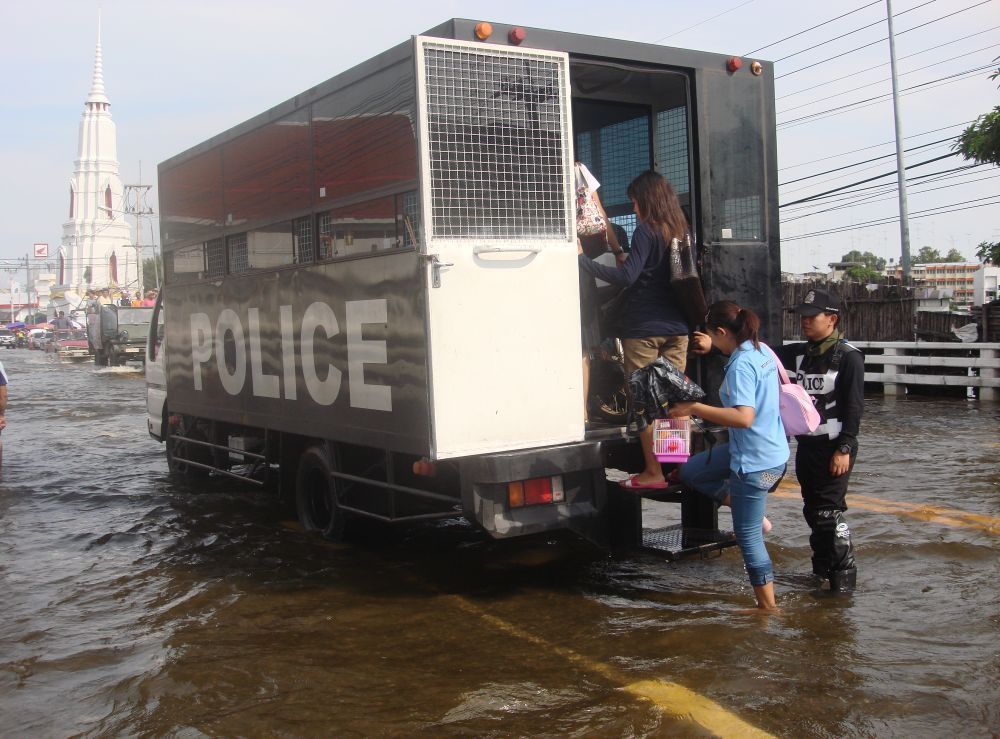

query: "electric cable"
left=744, top=1, right=881, bottom=56
left=779, top=164, right=989, bottom=213
left=776, top=28, right=1000, bottom=99
left=779, top=141, right=959, bottom=196
left=780, top=152, right=958, bottom=207
left=776, top=66, right=992, bottom=129
left=779, top=121, right=972, bottom=170
left=775, top=0, right=994, bottom=80
left=777, top=49, right=999, bottom=114
left=781, top=172, right=1000, bottom=222
left=780, top=197, right=1000, bottom=241
left=778, top=136, right=957, bottom=186
left=652, top=0, right=756, bottom=44
left=772, top=0, right=938, bottom=64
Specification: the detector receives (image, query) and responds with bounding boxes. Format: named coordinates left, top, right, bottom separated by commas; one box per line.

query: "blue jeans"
left=680, top=443, right=786, bottom=587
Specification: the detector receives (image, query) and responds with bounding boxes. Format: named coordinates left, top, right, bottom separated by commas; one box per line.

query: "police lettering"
left=190, top=299, right=391, bottom=411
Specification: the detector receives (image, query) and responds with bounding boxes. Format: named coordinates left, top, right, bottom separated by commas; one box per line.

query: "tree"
left=916, top=246, right=941, bottom=263
left=976, top=240, right=1000, bottom=265
left=915, top=246, right=965, bottom=264
left=142, top=257, right=162, bottom=290
left=839, top=249, right=886, bottom=271
left=843, top=265, right=882, bottom=283
left=955, top=60, right=1000, bottom=166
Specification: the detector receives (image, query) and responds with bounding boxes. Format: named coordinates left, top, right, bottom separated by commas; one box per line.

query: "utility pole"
left=122, top=172, right=154, bottom=298
left=886, top=0, right=911, bottom=280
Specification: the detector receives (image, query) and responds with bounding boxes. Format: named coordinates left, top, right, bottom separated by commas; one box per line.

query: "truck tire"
left=295, top=446, right=346, bottom=541
left=166, top=418, right=212, bottom=478
left=94, top=349, right=107, bottom=366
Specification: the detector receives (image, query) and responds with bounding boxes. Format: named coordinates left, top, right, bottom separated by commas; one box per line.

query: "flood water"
left=0, top=348, right=997, bottom=737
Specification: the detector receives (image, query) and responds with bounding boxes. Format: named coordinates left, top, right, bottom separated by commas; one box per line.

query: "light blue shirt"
left=720, top=340, right=789, bottom=474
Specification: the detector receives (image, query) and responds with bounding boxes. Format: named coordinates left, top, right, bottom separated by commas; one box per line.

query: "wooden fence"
left=782, top=281, right=916, bottom=341
left=852, top=341, right=999, bottom=400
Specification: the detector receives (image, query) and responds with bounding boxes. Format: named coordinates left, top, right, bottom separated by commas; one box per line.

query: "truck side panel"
left=164, top=252, right=431, bottom=456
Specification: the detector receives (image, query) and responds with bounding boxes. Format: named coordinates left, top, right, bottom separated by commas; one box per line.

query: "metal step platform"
left=606, top=478, right=737, bottom=560
left=640, top=523, right=737, bottom=561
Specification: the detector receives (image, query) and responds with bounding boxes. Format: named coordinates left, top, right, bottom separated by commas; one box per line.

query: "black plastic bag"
left=627, top=357, right=706, bottom=431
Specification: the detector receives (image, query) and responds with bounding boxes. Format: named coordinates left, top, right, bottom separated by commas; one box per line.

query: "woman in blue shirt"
left=669, top=301, right=788, bottom=612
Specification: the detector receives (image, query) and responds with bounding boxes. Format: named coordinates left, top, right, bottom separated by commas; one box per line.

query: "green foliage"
left=142, top=257, right=162, bottom=290
left=976, top=240, right=1000, bottom=264
left=82, top=266, right=92, bottom=283
left=839, top=249, right=886, bottom=271
left=916, top=246, right=966, bottom=264
left=843, top=265, right=883, bottom=283
left=955, top=107, right=1000, bottom=166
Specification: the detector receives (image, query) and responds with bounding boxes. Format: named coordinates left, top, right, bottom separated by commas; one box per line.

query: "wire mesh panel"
left=417, top=39, right=572, bottom=242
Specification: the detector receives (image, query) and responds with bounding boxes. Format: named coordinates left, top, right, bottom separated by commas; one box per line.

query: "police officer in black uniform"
left=775, top=288, right=864, bottom=592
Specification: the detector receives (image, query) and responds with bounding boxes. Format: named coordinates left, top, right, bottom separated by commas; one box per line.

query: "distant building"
left=827, top=261, right=864, bottom=281
left=973, top=263, right=999, bottom=306
left=58, top=20, right=133, bottom=303
left=781, top=271, right=827, bottom=283
left=887, top=262, right=983, bottom=308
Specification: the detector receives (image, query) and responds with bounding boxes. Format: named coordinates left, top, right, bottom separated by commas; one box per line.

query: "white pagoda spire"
left=58, top=14, right=133, bottom=301
left=87, top=14, right=109, bottom=106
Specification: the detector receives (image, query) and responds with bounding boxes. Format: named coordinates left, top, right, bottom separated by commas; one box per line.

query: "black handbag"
left=668, top=234, right=708, bottom=329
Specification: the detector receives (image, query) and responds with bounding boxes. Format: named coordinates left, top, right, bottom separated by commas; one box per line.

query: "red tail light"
left=508, top=476, right=564, bottom=508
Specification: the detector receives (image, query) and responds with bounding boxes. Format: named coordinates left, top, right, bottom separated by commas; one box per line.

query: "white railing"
left=851, top=341, right=1000, bottom=400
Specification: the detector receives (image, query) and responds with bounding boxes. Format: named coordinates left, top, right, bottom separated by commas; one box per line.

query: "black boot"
left=805, top=508, right=856, bottom=588
left=829, top=567, right=857, bottom=592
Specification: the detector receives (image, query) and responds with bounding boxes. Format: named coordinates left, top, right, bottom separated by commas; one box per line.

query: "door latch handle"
left=422, top=254, right=454, bottom=288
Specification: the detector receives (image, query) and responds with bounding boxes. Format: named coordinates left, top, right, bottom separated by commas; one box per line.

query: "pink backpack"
left=764, top=345, right=821, bottom=436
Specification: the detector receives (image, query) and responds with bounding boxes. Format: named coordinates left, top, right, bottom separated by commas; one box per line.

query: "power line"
left=779, top=141, right=957, bottom=196
left=776, top=28, right=1000, bottom=99
left=652, top=0, right=756, bottom=43
left=775, top=0, right=994, bottom=80
left=779, top=136, right=957, bottom=186
left=776, top=65, right=991, bottom=129
left=781, top=197, right=1000, bottom=240
left=779, top=121, right=973, bottom=170
left=776, top=47, right=999, bottom=114
left=780, top=152, right=959, bottom=207
left=744, top=1, right=881, bottom=55
left=780, top=164, right=989, bottom=213
left=781, top=172, right=1000, bottom=222
left=773, top=0, right=938, bottom=63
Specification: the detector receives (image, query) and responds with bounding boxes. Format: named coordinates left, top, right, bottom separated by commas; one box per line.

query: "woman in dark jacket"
left=577, top=171, right=692, bottom=488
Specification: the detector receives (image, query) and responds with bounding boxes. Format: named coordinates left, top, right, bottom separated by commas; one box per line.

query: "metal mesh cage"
left=294, top=216, right=314, bottom=264
left=227, top=233, right=248, bottom=274
left=206, top=238, right=225, bottom=279
left=420, top=41, right=571, bottom=241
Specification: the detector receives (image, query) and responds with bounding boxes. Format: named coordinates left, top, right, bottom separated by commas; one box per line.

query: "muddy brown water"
left=0, top=349, right=996, bottom=737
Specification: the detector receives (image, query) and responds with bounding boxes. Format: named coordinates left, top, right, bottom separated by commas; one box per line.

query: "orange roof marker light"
left=474, top=21, right=493, bottom=40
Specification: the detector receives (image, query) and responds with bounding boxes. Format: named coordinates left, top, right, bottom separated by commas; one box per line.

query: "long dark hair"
left=706, top=300, right=761, bottom=349
left=626, top=171, right=688, bottom=242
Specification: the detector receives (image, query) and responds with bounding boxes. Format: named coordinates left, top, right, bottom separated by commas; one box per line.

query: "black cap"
left=794, top=288, right=841, bottom=316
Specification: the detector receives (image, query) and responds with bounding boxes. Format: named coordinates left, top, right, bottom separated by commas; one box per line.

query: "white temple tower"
left=58, top=20, right=132, bottom=298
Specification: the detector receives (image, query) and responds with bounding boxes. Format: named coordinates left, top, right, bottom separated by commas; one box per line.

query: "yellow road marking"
left=442, top=593, right=775, bottom=737
left=773, top=480, right=998, bottom=534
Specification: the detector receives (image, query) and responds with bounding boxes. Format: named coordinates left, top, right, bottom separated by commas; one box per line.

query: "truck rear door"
left=414, top=37, right=581, bottom=459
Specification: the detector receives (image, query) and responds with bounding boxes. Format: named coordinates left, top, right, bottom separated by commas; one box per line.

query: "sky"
left=1, top=0, right=997, bottom=284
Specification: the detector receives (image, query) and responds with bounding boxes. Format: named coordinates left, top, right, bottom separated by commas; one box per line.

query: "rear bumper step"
left=640, top=524, right=736, bottom=560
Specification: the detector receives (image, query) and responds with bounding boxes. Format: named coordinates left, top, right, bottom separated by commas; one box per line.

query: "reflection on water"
left=0, top=350, right=996, bottom=736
